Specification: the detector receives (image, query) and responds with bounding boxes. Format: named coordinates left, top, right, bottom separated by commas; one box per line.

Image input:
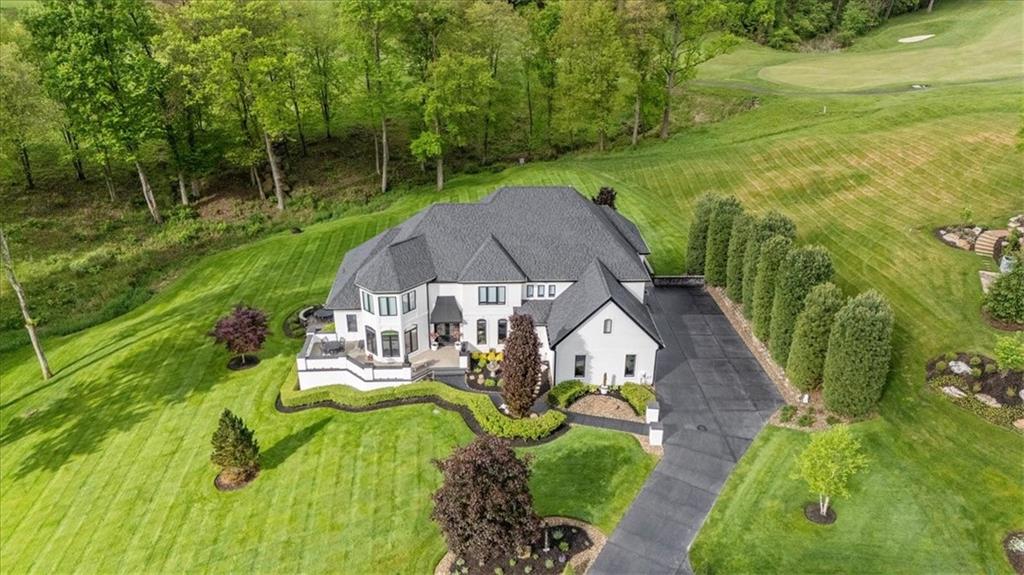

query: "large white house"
left=295, top=186, right=663, bottom=390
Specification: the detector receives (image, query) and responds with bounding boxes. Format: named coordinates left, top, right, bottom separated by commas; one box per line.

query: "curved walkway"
left=590, top=286, right=783, bottom=575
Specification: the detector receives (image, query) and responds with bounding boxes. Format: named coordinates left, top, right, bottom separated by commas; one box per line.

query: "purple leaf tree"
left=210, top=305, right=269, bottom=365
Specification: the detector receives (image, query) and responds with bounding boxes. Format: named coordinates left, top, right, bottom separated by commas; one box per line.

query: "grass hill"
left=2, top=1, right=1021, bottom=573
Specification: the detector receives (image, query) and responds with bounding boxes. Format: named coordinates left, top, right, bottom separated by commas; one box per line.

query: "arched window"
left=498, top=319, right=508, bottom=343
left=477, top=319, right=487, bottom=345
left=603, top=319, right=613, bottom=334
left=381, top=331, right=400, bottom=358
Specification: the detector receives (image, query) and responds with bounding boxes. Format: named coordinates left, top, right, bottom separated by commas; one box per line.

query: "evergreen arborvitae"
left=704, top=196, right=743, bottom=286
left=211, top=409, right=260, bottom=481
left=741, top=211, right=796, bottom=317
left=787, top=283, right=845, bottom=391
left=822, top=290, right=895, bottom=417
left=502, top=314, right=541, bottom=418
left=725, top=214, right=752, bottom=301
left=768, top=246, right=834, bottom=365
left=685, top=193, right=722, bottom=274
left=752, top=235, right=792, bottom=342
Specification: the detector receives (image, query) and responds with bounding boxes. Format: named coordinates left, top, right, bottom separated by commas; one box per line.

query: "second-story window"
left=498, top=319, right=508, bottom=343
left=526, top=285, right=534, bottom=298
left=548, top=284, right=556, bottom=297
left=478, top=286, right=506, bottom=305
left=378, top=296, right=397, bottom=316
left=362, top=292, right=374, bottom=314
left=402, top=290, right=416, bottom=314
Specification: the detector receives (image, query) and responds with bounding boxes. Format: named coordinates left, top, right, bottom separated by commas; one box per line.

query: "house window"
left=548, top=284, right=556, bottom=297
left=405, top=326, right=419, bottom=354
left=362, top=292, right=374, bottom=314
left=526, top=285, right=534, bottom=298
left=536, top=284, right=545, bottom=297
left=346, top=314, right=357, bottom=333
left=378, top=296, right=397, bottom=316
left=624, top=354, right=636, bottom=378
left=603, top=319, right=613, bottom=334
left=574, top=355, right=586, bottom=378
left=402, top=290, right=416, bottom=314
left=477, top=319, right=487, bottom=345
left=365, top=326, right=377, bottom=355
left=478, top=286, right=506, bottom=305
left=498, top=319, right=508, bottom=343
left=381, top=330, right=400, bottom=358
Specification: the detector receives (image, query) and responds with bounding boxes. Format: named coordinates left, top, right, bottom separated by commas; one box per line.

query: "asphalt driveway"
left=589, top=286, right=783, bottom=575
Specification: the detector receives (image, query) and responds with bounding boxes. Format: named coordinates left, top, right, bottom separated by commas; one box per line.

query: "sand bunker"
left=898, top=34, right=935, bottom=44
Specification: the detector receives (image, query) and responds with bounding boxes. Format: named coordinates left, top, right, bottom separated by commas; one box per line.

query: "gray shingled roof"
left=545, top=260, right=663, bottom=348
left=598, top=205, right=650, bottom=255
left=513, top=300, right=553, bottom=326
left=457, top=235, right=527, bottom=283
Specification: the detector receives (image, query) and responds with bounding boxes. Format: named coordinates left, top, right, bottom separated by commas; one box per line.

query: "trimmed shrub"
left=752, top=235, right=792, bottom=341
left=970, top=367, right=982, bottom=379
left=741, top=211, right=796, bottom=316
left=768, top=246, right=834, bottom=365
left=995, top=332, right=1024, bottom=372
left=984, top=265, right=1024, bottom=324
left=503, top=314, right=542, bottom=417
left=779, top=405, right=797, bottom=422
left=548, top=380, right=591, bottom=408
left=787, top=282, right=845, bottom=391
left=620, top=383, right=655, bottom=415
left=725, top=213, right=753, bottom=301
left=685, top=193, right=722, bottom=274
left=704, top=196, right=744, bottom=286
left=823, top=290, right=895, bottom=417
left=936, top=361, right=948, bottom=373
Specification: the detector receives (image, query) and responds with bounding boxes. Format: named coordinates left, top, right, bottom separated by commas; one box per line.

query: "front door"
left=435, top=323, right=452, bottom=344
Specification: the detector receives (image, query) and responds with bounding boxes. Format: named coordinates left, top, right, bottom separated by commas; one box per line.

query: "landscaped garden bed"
left=439, top=521, right=596, bottom=575
left=465, top=349, right=551, bottom=396
left=547, top=380, right=655, bottom=423
left=925, top=351, right=1024, bottom=430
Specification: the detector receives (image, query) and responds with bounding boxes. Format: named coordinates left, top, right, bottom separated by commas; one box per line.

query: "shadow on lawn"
left=262, top=418, right=331, bottom=470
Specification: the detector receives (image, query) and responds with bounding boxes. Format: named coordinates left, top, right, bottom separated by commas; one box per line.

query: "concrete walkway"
left=589, top=286, right=783, bottom=575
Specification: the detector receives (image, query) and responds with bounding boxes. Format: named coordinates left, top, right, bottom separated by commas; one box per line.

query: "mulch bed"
left=214, top=468, right=259, bottom=492
left=442, top=524, right=594, bottom=575
left=982, top=309, right=1024, bottom=332
left=568, top=393, right=644, bottom=423
left=227, top=355, right=260, bottom=370
left=465, top=370, right=504, bottom=392
left=1004, top=532, right=1024, bottom=575
left=275, top=394, right=570, bottom=447
left=926, top=353, right=1022, bottom=408
left=803, top=502, right=836, bottom=525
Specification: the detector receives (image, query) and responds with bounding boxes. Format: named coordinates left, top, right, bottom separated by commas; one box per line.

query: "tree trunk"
left=102, top=150, right=116, bottom=202
left=524, top=66, right=534, bottom=148
left=926, top=0, right=935, bottom=12
left=598, top=129, right=606, bottom=152
left=482, top=114, right=491, bottom=164
left=18, top=143, right=34, bottom=190
left=435, top=155, right=444, bottom=192
left=291, top=94, right=307, bottom=156
left=190, top=178, right=200, bottom=200
left=545, top=92, right=554, bottom=147
left=134, top=160, right=162, bottom=224
left=251, top=164, right=266, bottom=200
left=63, top=126, right=86, bottom=181
left=661, top=19, right=681, bottom=140
left=380, top=117, right=389, bottom=193
left=1, top=229, right=53, bottom=381
left=631, top=90, right=642, bottom=146
left=263, top=131, right=286, bottom=211
left=820, top=493, right=830, bottom=516
left=884, top=0, right=896, bottom=19
left=177, top=171, right=189, bottom=206
left=372, top=129, right=381, bottom=175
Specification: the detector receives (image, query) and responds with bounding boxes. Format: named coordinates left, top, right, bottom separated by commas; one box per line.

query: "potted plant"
left=429, top=331, right=439, bottom=350
left=1000, top=231, right=1021, bottom=273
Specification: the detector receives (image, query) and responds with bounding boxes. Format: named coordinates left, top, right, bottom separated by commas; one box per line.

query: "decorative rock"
left=974, top=393, right=1001, bottom=408
left=980, top=271, right=1000, bottom=293
left=942, top=386, right=967, bottom=399
left=1014, top=419, right=1024, bottom=430
left=948, top=360, right=972, bottom=375
left=1019, top=389, right=1024, bottom=401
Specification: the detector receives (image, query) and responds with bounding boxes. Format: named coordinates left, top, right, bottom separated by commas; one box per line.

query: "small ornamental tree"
left=592, top=186, right=617, bottom=209
left=768, top=246, right=834, bottom=365
left=742, top=211, right=796, bottom=317
left=794, top=425, right=868, bottom=517
left=787, top=283, right=846, bottom=391
left=994, top=332, right=1024, bottom=372
left=431, top=435, right=543, bottom=564
left=984, top=265, right=1024, bottom=325
left=502, top=314, right=541, bottom=418
left=823, top=290, right=895, bottom=417
left=751, top=235, right=792, bottom=342
left=685, top=193, right=722, bottom=274
left=209, top=304, right=269, bottom=365
left=704, top=196, right=744, bottom=286
left=211, top=409, right=260, bottom=484
left=725, top=214, right=752, bottom=301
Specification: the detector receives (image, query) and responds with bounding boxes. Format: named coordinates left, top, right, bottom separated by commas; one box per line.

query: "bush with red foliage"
left=209, top=304, right=269, bottom=365
left=502, top=314, right=541, bottom=417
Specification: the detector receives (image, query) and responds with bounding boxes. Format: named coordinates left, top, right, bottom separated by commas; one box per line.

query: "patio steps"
left=975, top=229, right=1007, bottom=257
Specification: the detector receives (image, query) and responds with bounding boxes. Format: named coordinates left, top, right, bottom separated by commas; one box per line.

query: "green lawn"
left=2, top=2, right=1022, bottom=573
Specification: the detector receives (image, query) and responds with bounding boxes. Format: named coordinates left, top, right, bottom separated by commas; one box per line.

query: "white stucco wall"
left=348, top=284, right=429, bottom=362
left=622, top=281, right=648, bottom=303
left=552, top=301, right=658, bottom=386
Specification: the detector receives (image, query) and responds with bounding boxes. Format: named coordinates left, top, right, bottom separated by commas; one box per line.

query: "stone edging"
left=434, top=516, right=607, bottom=575
left=275, top=394, right=570, bottom=447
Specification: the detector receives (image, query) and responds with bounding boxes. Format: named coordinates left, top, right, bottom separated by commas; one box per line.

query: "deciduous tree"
left=794, top=425, right=868, bottom=517
left=0, top=229, right=52, bottom=380
left=431, top=435, right=542, bottom=564
left=502, top=314, right=541, bottom=418
left=0, top=23, right=53, bottom=190
left=209, top=304, right=269, bottom=365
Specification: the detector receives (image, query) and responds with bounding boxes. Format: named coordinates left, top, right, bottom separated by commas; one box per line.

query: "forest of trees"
left=0, top=0, right=935, bottom=219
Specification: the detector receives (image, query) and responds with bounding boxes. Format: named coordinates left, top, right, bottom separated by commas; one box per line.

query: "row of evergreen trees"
left=686, top=193, right=895, bottom=417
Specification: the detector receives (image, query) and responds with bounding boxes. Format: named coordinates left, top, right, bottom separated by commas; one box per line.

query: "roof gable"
left=458, top=235, right=527, bottom=283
